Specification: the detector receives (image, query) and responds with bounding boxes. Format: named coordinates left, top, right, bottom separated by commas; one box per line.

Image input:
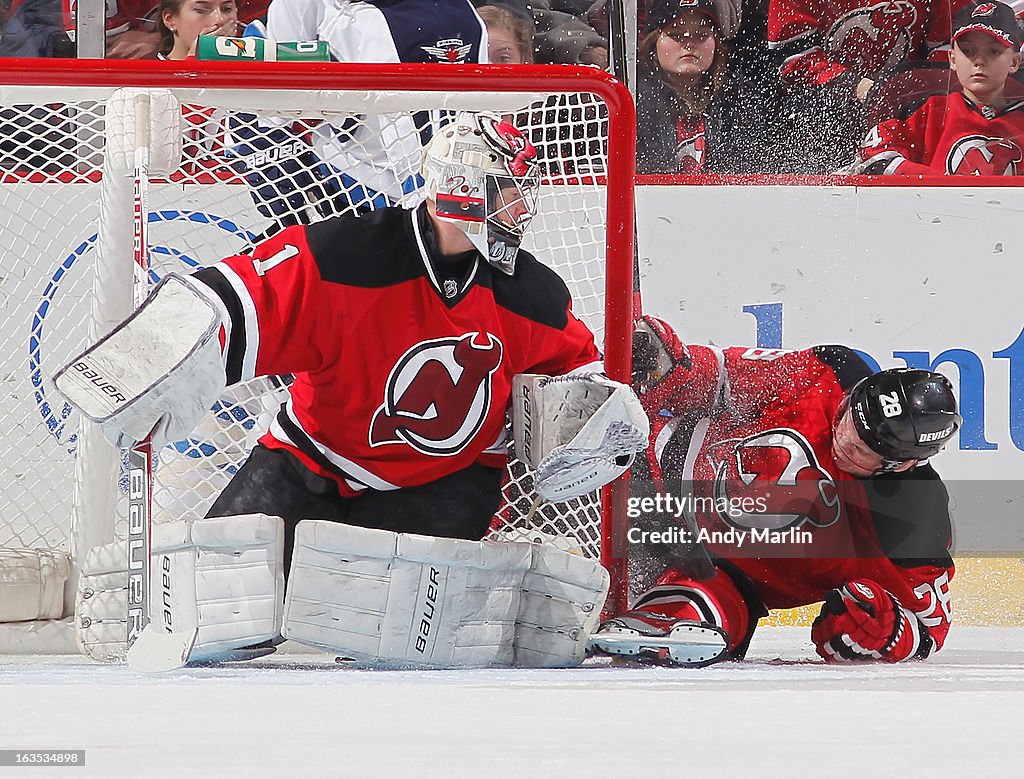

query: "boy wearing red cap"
left=857, top=0, right=1024, bottom=176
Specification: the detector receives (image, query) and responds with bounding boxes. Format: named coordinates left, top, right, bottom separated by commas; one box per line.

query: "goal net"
left=0, top=61, right=635, bottom=653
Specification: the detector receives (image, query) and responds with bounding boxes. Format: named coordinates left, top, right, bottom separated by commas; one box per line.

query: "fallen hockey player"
left=588, top=315, right=961, bottom=667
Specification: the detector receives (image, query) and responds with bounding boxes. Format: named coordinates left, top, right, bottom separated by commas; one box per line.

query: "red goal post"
left=0, top=60, right=636, bottom=653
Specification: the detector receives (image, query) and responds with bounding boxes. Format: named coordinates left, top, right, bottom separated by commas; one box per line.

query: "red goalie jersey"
left=638, top=342, right=954, bottom=658
left=767, top=0, right=957, bottom=88
left=193, top=203, right=600, bottom=496
left=859, top=90, right=1024, bottom=174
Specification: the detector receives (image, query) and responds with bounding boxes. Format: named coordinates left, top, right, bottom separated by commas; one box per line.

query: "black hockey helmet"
left=844, top=368, right=962, bottom=466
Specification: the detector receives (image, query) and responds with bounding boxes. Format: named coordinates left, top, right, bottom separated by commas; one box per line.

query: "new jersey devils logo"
left=708, top=429, right=841, bottom=531
left=370, top=333, right=503, bottom=455
left=674, top=118, right=706, bottom=174
left=478, top=115, right=538, bottom=177
left=826, top=1, right=918, bottom=78
left=947, top=135, right=1023, bottom=175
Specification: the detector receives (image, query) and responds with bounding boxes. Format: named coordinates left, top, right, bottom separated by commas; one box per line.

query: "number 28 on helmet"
left=843, top=368, right=962, bottom=472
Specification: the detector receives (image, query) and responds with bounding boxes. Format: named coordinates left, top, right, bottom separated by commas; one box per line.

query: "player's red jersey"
left=860, top=91, right=1024, bottom=174
left=194, top=203, right=600, bottom=496
left=642, top=344, right=953, bottom=653
left=767, top=0, right=959, bottom=88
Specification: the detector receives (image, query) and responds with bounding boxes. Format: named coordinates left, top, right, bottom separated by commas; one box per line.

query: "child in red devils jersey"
left=589, top=315, right=961, bottom=666
left=767, top=0, right=959, bottom=173
left=857, top=0, right=1024, bottom=175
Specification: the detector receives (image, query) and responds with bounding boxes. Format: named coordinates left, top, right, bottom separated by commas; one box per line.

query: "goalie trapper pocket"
left=511, top=373, right=649, bottom=501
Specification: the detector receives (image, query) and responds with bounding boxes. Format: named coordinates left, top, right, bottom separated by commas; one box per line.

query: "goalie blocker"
left=79, top=516, right=609, bottom=669
left=51, top=273, right=228, bottom=452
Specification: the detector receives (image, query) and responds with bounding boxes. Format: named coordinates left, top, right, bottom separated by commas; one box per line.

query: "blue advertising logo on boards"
left=745, top=303, right=1024, bottom=452
left=32, top=210, right=255, bottom=454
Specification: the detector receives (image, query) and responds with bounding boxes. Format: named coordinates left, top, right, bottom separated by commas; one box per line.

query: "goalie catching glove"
left=52, top=273, right=228, bottom=451
left=811, top=578, right=934, bottom=663
left=512, top=373, right=649, bottom=501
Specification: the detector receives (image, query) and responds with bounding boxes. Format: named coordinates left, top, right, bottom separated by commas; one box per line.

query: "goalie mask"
left=422, top=112, right=540, bottom=275
left=841, top=368, right=962, bottom=470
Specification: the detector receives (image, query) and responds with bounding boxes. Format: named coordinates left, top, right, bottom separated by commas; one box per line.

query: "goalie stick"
left=126, top=92, right=154, bottom=651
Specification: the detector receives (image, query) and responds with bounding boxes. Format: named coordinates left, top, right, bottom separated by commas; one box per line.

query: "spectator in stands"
left=767, top=0, right=962, bottom=173
left=636, top=0, right=730, bottom=174
left=99, top=0, right=161, bottom=58
left=636, top=0, right=776, bottom=174
left=0, top=0, right=71, bottom=56
left=534, top=0, right=607, bottom=66
left=475, top=0, right=608, bottom=66
left=93, top=0, right=266, bottom=58
left=852, top=1, right=1024, bottom=176
left=158, top=0, right=240, bottom=59
left=477, top=3, right=534, bottom=62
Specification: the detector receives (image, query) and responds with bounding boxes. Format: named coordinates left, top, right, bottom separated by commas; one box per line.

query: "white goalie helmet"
left=422, top=111, right=540, bottom=274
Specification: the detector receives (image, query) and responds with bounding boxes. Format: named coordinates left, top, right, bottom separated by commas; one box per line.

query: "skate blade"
left=587, top=623, right=728, bottom=667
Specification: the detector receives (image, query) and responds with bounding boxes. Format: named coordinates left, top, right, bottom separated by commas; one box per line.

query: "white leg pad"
left=151, top=514, right=285, bottom=663
left=0, top=549, right=70, bottom=622
left=515, top=544, right=609, bottom=667
left=282, top=521, right=609, bottom=668
left=77, top=540, right=135, bottom=662
left=75, top=514, right=285, bottom=663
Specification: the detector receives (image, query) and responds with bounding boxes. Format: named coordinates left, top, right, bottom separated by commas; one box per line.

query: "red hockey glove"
left=632, top=316, right=692, bottom=487
left=811, top=579, right=924, bottom=663
left=632, top=315, right=691, bottom=397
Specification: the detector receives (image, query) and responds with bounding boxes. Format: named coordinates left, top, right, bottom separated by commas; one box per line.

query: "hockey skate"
left=586, top=611, right=729, bottom=667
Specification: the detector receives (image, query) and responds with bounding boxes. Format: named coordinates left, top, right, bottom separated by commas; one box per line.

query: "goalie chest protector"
left=193, top=204, right=600, bottom=493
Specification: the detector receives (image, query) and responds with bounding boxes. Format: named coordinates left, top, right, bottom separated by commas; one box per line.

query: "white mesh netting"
left=0, top=75, right=623, bottom=597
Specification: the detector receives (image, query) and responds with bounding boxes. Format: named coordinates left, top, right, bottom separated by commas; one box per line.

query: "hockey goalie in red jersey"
left=856, top=1, right=1024, bottom=175
left=55, top=112, right=648, bottom=669
left=588, top=315, right=960, bottom=667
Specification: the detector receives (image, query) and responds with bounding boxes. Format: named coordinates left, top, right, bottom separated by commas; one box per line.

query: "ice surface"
left=2, top=626, right=1022, bottom=778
